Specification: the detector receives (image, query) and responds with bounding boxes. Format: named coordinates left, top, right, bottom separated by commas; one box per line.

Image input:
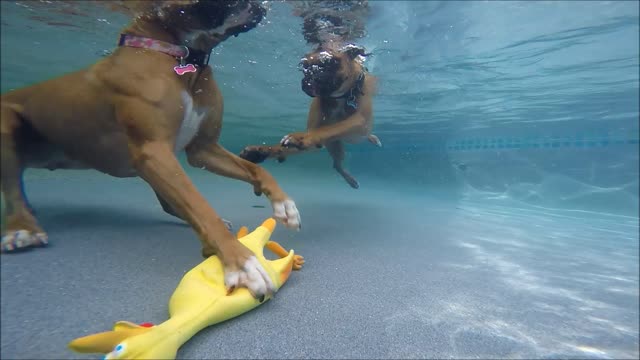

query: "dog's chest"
left=322, top=101, right=352, bottom=124
left=175, top=91, right=208, bottom=151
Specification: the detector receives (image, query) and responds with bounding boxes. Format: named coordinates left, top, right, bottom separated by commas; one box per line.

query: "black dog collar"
left=331, top=71, right=366, bottom=109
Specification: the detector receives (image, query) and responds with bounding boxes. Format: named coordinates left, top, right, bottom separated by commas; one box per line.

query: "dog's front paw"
left=223, top=249, right=276, bottom=302
left=280, top=132, right=317, bottom=150
left=1, top=229, right=48, bottom=253
left=239, top=146, right=270, bottom=164
left=272, top=199, right=301, bottom=230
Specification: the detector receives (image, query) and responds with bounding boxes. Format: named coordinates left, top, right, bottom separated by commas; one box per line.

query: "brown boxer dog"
left=239, top=43, right=381, bottom=189
left=0, top=0, right=301, bottom=300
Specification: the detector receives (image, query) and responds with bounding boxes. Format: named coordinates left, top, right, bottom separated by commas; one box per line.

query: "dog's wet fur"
left=239, top=42, right=380, bottom=189
left=1, top=0, right=301, bottom=300
left=239, top=0, right=379, bottom=188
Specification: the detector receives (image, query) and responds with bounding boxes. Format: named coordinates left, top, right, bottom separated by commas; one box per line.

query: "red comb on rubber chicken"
left=68, top=218, right=304, bottom=360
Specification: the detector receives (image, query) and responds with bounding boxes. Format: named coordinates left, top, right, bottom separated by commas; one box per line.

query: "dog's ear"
left=102, top=0, right=197, bottom=18
left=341, top=44, right=367, bottom=59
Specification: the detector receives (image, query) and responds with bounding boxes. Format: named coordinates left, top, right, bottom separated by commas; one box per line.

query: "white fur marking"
left=272, top=199, right=301, bottom=230
left=223, top=256, right=276, bottom=297
left=175, top=91, right=207, bottom=152
left=1, top=230, right=48, bottom=252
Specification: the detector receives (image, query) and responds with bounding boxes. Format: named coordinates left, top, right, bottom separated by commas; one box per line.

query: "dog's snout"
left=300, top=63, right=329, bottom=79
left=301, top=78, right=317, bottom=97
left=251, top=1, right=267, bottom=18
left=243, top=0, right=267, bottom=26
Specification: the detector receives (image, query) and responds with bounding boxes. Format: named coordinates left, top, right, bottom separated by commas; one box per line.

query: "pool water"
left=1, top=1, right=638, bottom=359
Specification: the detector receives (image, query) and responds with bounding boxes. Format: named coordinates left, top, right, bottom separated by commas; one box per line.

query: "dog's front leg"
left=186, top=143, right=301, bottom=230
left=238, top=143, right=313, bottom=164
left=281, top=114, right=369, bottom=150
left=129, top=140, right=275, bottom=299
left=239, top=105, right=326, bottom=164
left=117, top=101, right=275, bottom=299
left=154, top=190, right=233, bottom=231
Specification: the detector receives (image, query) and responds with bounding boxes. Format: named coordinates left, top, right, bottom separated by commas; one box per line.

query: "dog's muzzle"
left=299, top=56, right=341, bottom=97
left=302, top=77, right=318, bottom=97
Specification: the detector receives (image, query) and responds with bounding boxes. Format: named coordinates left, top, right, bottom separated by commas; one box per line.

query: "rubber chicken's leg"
left=267, top=241, right=304, bottom=270
left=265, top=241, right=289, bottom=258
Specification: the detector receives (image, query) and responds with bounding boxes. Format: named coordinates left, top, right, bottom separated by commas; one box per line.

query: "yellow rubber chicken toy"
left=68, top=218, right=304, bottom=359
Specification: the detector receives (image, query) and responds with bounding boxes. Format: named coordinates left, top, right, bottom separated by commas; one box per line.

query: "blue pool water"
left=1, top=1, right=638, bottom=359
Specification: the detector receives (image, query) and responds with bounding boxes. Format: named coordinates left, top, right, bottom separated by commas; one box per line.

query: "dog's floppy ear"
left=100, top=0, right=197, bottom=18
left=341, top=44, right=367, bottom=59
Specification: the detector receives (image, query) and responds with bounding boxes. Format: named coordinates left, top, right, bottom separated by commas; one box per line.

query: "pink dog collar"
left=118, top=34, right=188, bottom=58
left=117, top=34, right=201, bottom=76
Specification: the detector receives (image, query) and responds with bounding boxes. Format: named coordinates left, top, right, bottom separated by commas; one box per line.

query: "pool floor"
left=1, top=169, right=638, bottom=359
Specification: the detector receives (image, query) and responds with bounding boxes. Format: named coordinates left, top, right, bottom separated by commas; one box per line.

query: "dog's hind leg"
left=367, top=134, right=382, bottom=147
left=154, top=190, right=233, bottom=231
left=326, top=140, right=359, bottom=189
left=0, top=105, right=48, bottom=252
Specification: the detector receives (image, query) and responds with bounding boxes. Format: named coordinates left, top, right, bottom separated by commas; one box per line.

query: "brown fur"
left=0, top=0, right=297, bottom=299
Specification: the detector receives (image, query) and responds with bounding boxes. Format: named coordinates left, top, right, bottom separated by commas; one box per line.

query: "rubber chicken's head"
left=237, top=218, right=296, bottom=288
left=67, top=321, right=177, bottom=360
left=101, top=325, right=178, bottom=360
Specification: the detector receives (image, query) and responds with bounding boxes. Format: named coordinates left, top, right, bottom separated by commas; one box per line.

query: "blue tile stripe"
left=445, top=136, right=639, bottom=152
left=346, top=135, right=640, bottom=153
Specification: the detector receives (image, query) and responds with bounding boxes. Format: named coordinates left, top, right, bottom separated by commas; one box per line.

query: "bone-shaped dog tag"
left=174, top=63, right=197, bottom=75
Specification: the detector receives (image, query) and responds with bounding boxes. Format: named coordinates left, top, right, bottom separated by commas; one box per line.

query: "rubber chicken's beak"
left=67, top=321, right=152, bottom=354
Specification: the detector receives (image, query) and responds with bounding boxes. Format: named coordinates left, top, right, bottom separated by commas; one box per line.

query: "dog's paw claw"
left=1, top=230, right=48, bottom=253
left=35, top=233, right=48, bottom=246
